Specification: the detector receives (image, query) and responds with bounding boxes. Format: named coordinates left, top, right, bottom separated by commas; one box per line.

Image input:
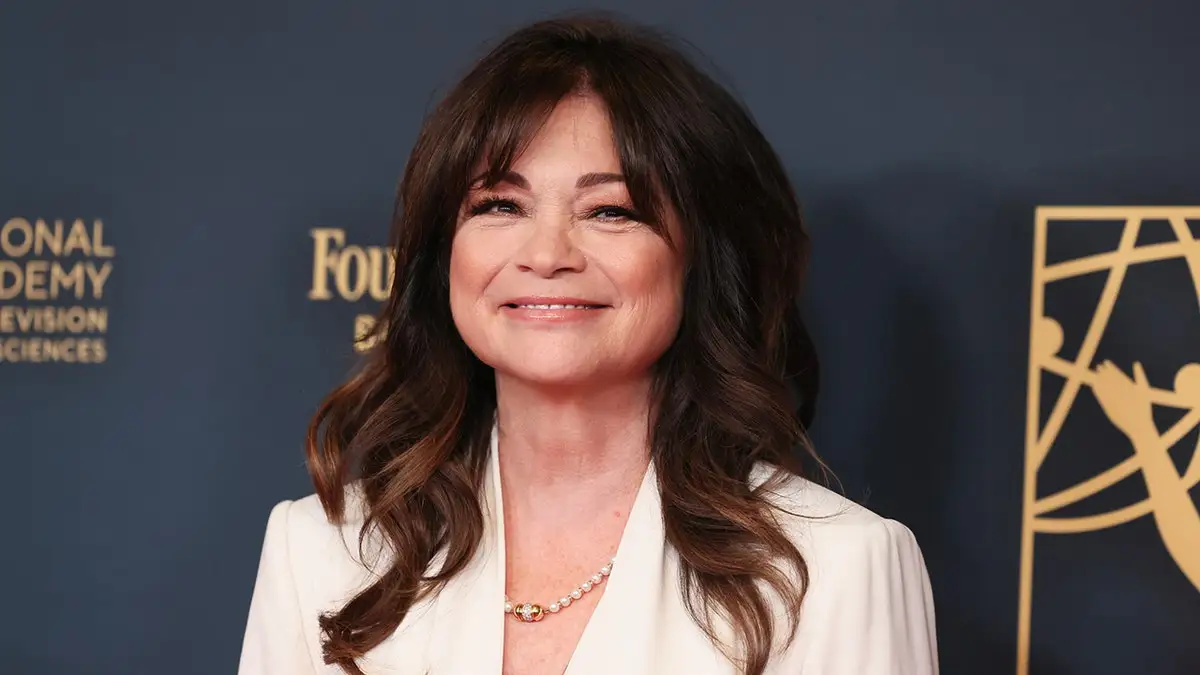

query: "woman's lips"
left=502, top=296, right=609, bottom=309
left=499, top=299, right=611, bottom=322
left=504, top=303, right=605, bottom=309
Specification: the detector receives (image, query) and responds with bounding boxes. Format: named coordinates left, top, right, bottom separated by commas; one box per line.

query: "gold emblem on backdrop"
left=0, top=218, right=114, bottom=365
left=1018, top=207, right=1200, bottom=674
left=307, top=228, right=392, bottom=352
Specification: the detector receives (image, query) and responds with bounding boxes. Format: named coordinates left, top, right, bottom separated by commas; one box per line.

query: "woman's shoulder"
left=240, top=483, right=391, bottom=671
left=257, top=481, right=387, bottom=595
left=747, top=463, right=939, bottom=670
left=282, top=480, right=372, bottom=537
left=748, top=463, right=926, bottom=568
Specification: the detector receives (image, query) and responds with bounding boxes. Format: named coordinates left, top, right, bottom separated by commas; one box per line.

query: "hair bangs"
left=448, top=60, right=677, bottom=249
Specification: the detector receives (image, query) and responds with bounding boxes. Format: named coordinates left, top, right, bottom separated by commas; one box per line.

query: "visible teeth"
left=516, top=304, right=595, bottom=309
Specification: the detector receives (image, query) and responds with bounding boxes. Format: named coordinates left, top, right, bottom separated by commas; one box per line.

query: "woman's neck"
left=493, top=374, right=653, bottom=519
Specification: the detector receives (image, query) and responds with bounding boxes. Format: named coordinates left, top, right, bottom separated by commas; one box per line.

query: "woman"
left=239, top=14, right=938, bottom=675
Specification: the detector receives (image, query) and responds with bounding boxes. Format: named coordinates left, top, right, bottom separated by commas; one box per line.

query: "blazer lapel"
left=423, top=428, right=507, bottom=674
left=364, top=430, right=507, bottom=675
left=563, top=461, right=666, bottom=675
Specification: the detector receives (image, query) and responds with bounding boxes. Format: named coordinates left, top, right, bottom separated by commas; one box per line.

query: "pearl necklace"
left=504, top=557, right=615, bottom=623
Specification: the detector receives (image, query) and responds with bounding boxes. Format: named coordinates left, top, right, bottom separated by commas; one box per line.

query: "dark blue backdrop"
left=2, top=1, right=1198, bottom=673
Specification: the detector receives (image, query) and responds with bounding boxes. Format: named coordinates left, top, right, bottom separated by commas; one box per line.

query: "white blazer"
left=238, top=429, right=939, bottom=674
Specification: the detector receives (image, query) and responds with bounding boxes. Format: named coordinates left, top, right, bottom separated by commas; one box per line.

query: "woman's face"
left=449, top=93, right=684, bottom=388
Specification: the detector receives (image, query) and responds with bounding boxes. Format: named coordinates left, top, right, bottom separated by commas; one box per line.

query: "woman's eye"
left=589, top=206, right=640, bottom=222
left=470, top=198, right=522, bottom=216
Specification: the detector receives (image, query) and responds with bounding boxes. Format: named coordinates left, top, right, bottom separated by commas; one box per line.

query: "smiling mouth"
left=502, top=303, right=608, bottom=310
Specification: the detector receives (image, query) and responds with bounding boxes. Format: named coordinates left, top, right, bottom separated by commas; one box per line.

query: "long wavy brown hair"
left=306, top=13, right=822, bottom=675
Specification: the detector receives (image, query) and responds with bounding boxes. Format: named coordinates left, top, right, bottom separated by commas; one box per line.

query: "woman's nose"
left=513, top=216, right=586, bottom=277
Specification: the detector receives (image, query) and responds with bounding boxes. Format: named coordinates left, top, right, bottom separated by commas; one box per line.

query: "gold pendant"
left=513, top=602, right=545, bottom=623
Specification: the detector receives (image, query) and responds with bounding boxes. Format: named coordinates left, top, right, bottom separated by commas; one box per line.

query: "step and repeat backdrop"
left=1, top=1, right=1197, bottom=674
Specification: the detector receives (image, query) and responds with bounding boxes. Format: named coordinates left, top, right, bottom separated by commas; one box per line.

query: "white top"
left=238, top=428, right=939, bottom=674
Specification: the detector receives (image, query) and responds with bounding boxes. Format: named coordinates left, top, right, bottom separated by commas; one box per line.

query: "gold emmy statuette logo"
left=0, top=218, right=114, bottom=365
left=307, top=228, right=392, bottom=352
left=1018, top=207, right=1200, bottom=674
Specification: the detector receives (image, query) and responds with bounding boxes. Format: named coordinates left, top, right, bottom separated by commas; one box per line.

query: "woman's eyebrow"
left=576, top=172, right=624, bottom=189
left=469, top=170, right=530, bottom=190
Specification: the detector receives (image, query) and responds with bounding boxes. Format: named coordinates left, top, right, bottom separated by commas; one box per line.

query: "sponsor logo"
left=0, top=218, right=114, bottom=364
left=307, top=228, right=392, bottom=352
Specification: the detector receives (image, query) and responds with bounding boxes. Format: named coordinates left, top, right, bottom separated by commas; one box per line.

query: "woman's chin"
left=494, top=362, right=608, bottom=389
